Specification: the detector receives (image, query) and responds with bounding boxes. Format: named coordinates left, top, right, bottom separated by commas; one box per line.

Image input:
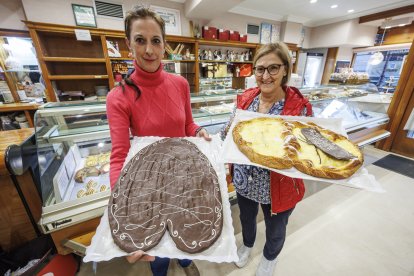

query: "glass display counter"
left=34, top=101, right=110, bottom=234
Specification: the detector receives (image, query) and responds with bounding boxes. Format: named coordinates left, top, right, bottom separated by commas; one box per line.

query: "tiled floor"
left=78, top=146, right=414, bottom=275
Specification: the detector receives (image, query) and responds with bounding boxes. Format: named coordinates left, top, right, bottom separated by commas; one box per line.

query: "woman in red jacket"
left=106, top=5, right=209, bottom=276
left=220, top=42, right=312, bottom=276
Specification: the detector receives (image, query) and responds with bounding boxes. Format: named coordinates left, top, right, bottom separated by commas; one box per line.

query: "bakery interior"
left=1, top=0, right=414, bottom=275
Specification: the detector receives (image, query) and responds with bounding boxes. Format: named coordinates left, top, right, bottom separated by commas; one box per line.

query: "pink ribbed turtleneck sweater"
left=106, top=61, right=199, bottom=188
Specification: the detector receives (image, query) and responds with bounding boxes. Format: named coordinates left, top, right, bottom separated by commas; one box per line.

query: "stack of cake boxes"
left=203, top=26, right=247, bottom=42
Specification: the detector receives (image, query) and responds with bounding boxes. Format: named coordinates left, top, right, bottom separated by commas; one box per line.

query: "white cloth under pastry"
left=84, top=136, right=237, bottom=263
left=220, top=109, right=385, bottom=193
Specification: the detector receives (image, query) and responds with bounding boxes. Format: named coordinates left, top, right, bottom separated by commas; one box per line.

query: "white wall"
left=282, top=21, right=302, bottom=45
left=337, top=46, right=353, bottom=61
left=0, top=0, right=27, bottom=30
left=308, top=19, right=377, bottom=49
left=21, top=0, right=191, bottom=36
left=207, top=14, right=280, bottom=36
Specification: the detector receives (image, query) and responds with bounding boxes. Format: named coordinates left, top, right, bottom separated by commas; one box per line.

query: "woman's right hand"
left=126, top=250, right=155, bottom=263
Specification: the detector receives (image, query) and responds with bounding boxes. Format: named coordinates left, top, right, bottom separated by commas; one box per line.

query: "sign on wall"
left=72, top=4, right=97, bottom=28
left=150, top=5, right=182, bottom=36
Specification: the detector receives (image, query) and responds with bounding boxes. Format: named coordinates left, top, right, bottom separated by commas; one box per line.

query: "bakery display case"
left=34, top=101, right=110, bottom=238
left=191, top=83, right=390, bottom=146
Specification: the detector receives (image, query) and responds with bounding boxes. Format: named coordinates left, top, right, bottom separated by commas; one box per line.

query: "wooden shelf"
left=198, top=39, right=257, bottom=48
left=24, top=21, right=301, bottom=102
left=43, top=57, right=106, bottom=63
left=0, top=103, right=40, bottom=128
left=109, top=57, right=133, bottom=61
left=48, top=75, right=108, bottom=80
left=0, top=103, right=40, bottom=112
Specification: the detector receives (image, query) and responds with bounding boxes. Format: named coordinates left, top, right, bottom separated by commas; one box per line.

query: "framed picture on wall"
left=260, top=22, right=272, bottom=44
left=150, top=5, right=182, bottom=35
left=72, top=4, right=97, bottom=28
left=271, top=24, right=280, bottom=43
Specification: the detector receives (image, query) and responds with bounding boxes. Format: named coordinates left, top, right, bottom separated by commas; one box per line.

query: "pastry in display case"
left=300, top=84, right=389, bottom=131
left=34, top=101, right=111, bottom=233
left=299, top=84, right=390, bottom=145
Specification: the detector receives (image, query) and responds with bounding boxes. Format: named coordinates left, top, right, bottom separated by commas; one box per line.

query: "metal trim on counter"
left=37, top=104, right=107, bottom=117
left=39, top=191, right=110, bottom=233
left=356, top=131, right=391, bottom=147
left=344, top=112, right=389, bottom=132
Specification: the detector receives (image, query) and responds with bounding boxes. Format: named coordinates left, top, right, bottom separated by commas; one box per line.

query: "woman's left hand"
left=197, top=128, right=212, bottom=141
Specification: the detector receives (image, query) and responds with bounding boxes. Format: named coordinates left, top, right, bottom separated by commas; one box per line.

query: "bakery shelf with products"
left=24, top=21, right=305, bottom=104
left=0, top=103, right=39, bottom=130
left=300, top=83, right=391, bottom=146
left=25, top=21, right=113, bottom=102
left=0, top=31, right=46, bottom=128
left=197, top=39, right=256, bottom=97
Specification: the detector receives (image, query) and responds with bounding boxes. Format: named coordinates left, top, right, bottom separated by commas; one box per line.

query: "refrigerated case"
left=300, top=84, right=390, bottom=145
left=33, top=101, right=110, bottom=254
left=191, top=83, right=390, bottom=146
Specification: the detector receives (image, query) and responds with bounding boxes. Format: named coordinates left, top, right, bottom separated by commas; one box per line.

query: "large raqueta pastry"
left=233, top=117, right=363, bottom=179
left=108, top=138, right=223, bottom=253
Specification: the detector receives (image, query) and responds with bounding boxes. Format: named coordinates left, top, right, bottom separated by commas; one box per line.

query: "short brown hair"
left=253, top=42, right=292, bottom=86
left=124, top=5, right=166, bottom=41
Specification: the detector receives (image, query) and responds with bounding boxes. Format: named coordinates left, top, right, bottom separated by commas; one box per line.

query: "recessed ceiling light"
left=348, top=9, right=354, bottom=13
left=310, top=0, right=317, bottom=3
left=331, top=4, right=338, bottom=8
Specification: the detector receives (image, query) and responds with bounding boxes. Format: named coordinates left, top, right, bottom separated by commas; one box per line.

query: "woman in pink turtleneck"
left=106, top=6, right=209, bottom=276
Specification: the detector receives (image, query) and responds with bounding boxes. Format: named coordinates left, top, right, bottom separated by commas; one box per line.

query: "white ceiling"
left=172, top=0, right=414, bottom=27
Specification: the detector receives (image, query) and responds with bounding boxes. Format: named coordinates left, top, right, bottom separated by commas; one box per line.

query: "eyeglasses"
left=253, top=64, right=284, bottom=76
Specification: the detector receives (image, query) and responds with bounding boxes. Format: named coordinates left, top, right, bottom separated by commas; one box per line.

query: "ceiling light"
left=369, top=52, right=384, bottom=65
left=310, top=0, right=317, bottom=3
left=398, top=24, right=406, bottom=27
left=331, top=5, right=338, bottom=9
left=347, top=9, right=354, bottom=13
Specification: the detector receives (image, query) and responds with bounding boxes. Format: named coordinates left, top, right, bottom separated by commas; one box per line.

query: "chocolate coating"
left=108, top=138, right=223, bottom=253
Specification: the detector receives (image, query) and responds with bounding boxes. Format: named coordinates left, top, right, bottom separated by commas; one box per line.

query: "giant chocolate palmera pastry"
left=233, top=118, right=363, bottom=179
left=108, top=138, right=223, bottom=253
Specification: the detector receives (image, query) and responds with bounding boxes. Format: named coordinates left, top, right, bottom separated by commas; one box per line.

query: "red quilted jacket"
left=235, top=86, right=312, bottom=214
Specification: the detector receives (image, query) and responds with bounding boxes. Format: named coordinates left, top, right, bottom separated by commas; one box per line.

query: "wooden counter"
left=0, top=128, right=34, bottom=176
left=0, top=128, right=41, bottom=252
